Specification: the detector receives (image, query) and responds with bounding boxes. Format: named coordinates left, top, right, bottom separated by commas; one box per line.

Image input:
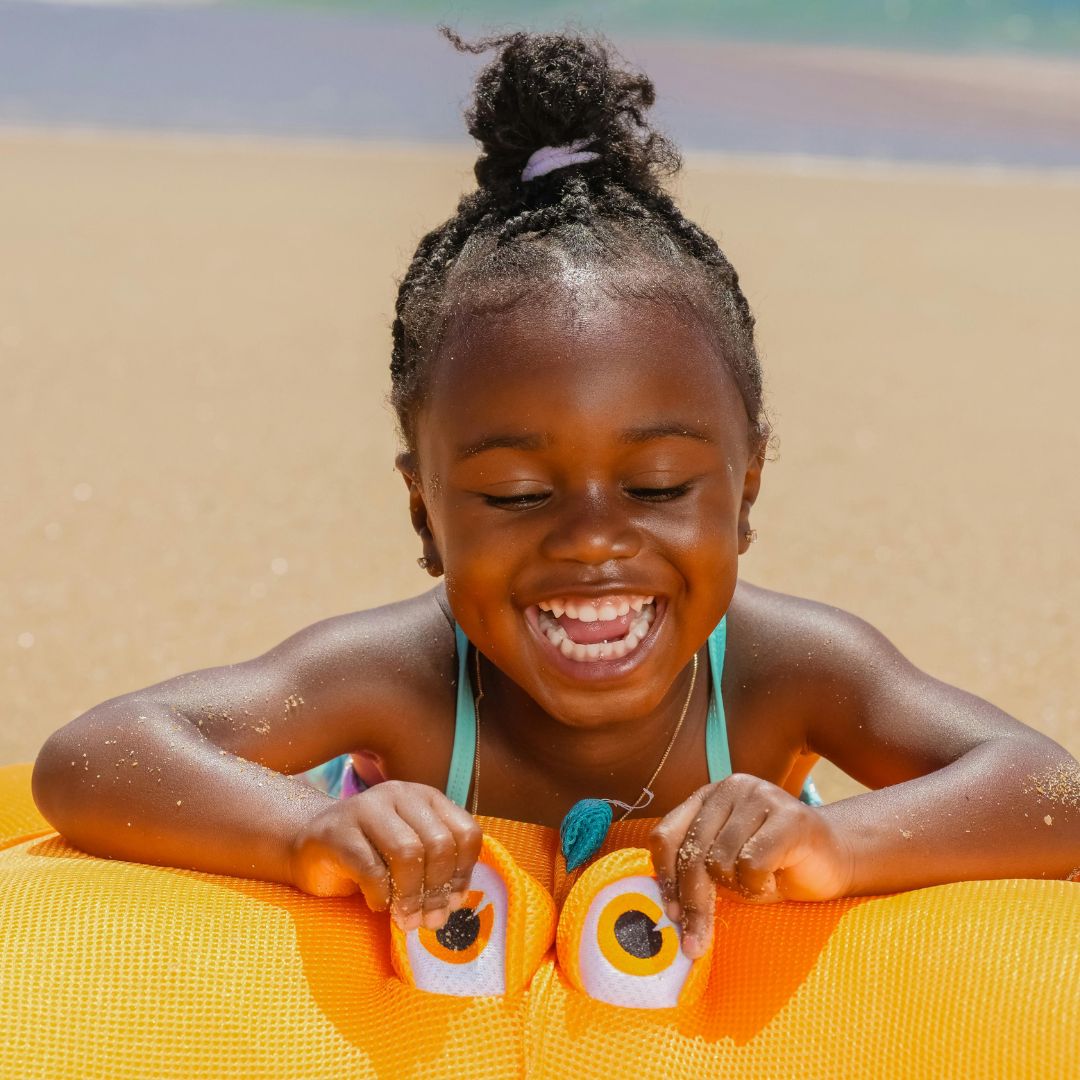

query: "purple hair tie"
left=520, top=139, right=600, bottom=183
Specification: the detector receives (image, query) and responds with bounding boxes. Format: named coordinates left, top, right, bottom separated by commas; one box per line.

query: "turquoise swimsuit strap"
left=444, top=618, right=733, bottom=807
left=444, top=624, right=477, bottom=809
left=705, top=615, right=733, bottom=783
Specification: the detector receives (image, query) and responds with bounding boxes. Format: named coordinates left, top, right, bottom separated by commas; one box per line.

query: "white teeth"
left=534, top=596, right=659, bottom=662
left=537, top=595, right=655, bottom=621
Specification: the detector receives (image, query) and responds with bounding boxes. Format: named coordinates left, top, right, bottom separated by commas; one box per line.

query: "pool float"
left=1, top=762, right=1077, bottom=1078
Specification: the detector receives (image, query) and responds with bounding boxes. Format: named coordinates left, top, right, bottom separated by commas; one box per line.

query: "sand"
left=2, top=128, right=1078, bottom=800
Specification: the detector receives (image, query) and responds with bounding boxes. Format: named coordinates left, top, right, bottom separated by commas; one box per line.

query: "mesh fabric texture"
left=3, top=763, right=1078, bottom=1079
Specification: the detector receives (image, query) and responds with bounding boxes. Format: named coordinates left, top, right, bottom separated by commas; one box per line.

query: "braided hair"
left=390, top=29, right=767, bottom=454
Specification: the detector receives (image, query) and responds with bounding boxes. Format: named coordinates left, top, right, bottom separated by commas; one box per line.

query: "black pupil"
left=435, top=907, right=481, bottom=952
left=613, top=909, right=664, bottom=959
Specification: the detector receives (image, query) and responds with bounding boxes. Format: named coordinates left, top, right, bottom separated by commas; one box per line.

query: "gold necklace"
left=470, top=651, right=699, bottom=870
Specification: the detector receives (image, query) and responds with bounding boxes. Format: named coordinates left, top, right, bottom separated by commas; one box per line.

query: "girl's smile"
left=527, top=594, right=661, bottom=677
left=404, top=279, right=763, bottom=731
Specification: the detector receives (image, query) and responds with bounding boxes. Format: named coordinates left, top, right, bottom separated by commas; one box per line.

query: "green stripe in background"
left=240, top=1, right=1080, bottom=56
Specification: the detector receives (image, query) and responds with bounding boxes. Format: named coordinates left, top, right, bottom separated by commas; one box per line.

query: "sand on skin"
left=2, top=129, right=1078, bottom=801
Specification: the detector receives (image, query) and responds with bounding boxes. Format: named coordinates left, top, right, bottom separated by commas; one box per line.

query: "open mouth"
left=531, top=594, right=658, bottom=663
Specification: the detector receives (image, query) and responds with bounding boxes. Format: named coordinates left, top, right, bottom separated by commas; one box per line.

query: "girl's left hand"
left=648, top=774, right=855, bottom=958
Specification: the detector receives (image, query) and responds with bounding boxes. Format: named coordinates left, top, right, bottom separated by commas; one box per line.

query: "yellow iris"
left=596, top=890, right=679, bottom=977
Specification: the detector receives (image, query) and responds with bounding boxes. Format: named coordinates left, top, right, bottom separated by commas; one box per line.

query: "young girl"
left=32, top=29, right=1080, bottom=963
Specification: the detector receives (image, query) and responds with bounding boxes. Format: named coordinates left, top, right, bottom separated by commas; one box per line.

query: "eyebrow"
left=455, top=433, right=548, bottom=460
left=619, top=423, right=715, bottom=446
left=455, top=424, right=714, bottom=461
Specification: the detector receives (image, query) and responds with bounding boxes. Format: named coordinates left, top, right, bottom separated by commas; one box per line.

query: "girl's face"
left=404, top=285, right=762, bottom=727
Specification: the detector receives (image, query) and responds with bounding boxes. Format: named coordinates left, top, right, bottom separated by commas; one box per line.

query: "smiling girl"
left=32, top=30, right=1080, bottom=961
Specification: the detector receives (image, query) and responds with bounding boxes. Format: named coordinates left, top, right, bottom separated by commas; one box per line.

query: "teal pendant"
left=560, top=798, right=613, bottom=871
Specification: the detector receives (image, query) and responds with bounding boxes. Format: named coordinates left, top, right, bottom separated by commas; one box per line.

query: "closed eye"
left=625, top=483, right=692, bottom=502
left=482, top=493, right=549, bottom=510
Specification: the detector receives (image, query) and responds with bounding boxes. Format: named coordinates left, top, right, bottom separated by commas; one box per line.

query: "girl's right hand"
left=288, top=781, right=483, bottom=931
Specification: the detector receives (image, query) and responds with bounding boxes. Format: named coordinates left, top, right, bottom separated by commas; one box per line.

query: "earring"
left=744, top=529, right=758, bottom=545
left=416, top=556, right=430, bottom=570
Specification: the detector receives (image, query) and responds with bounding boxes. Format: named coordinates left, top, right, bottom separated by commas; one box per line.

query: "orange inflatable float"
left=2, top=762, right=1078, bottom=1079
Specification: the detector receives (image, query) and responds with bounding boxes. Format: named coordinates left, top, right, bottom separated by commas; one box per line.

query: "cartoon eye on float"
left=402, top=862, right=508, bottom=996
left=390, top=836, right=556, bottom=997
left=557, top=849, right=709, bottom=1009
left=416, top=889, right=495, bottom=966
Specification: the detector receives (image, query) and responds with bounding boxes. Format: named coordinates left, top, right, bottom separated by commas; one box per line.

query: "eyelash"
left=483, top=483, right=692, bottom=510
left=482, top=494, right=546, bottom=509
left=628, top=483, right=692, bottom=502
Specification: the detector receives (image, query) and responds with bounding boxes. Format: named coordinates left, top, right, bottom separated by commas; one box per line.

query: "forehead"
left=420, top=288, right=748, bottom=451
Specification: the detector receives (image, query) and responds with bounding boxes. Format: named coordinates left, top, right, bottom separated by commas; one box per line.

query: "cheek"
left=659, top=485, right=739, bottom=558
left=440, top=516, right=531, bottom=639
left=666, top=491, right=741, bottom=617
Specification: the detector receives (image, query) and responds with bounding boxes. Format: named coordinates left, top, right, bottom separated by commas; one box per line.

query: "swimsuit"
left=300, top=617, right=822, bottom=807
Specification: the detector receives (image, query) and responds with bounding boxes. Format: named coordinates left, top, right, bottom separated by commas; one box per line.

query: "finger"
left=648, top=786, right=713, bottom=920
left=435, top=796, right=483, bottom=904
left=733, top=812, right=795, bottom=901
left=334, top=833, right=392, bottom=912
left=675, top=798, right=737, bottom=959
left=704, top=802, right=770, bottom=897
left=361, top=812, right=427, bottom=930
left=393, top=797, right=460, bottom=928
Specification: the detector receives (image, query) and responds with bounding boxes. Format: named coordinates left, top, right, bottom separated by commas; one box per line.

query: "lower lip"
left=523, top=599, right=667, bottom=683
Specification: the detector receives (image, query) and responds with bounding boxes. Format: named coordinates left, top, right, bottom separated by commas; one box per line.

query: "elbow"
left=31, top=725, right=86, bottom=833
left=32, top=716, right=101, bottom=832
left=32, top=729, right=75, bottom=830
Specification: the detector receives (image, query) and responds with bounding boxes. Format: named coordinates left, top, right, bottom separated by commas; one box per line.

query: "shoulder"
left=724, top=580, right=914, bottom=732
left=273, top=585, right=456, bottom=672
left=727, top=580, right=902, bottom=674
left=265, top=586, right=459, bottom=724
left=131, top=586, right=462, bottom=772
left=724, top=581, right=1024, bottom=788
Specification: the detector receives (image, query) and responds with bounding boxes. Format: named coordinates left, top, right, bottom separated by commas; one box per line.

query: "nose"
left=539, top=485, right=641, bottom=565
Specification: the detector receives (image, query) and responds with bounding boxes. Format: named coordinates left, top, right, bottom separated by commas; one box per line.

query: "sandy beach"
left=2, top=128, right=1077, bottom=800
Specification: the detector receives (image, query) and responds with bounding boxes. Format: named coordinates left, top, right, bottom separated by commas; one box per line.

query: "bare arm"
left=806, top=609, right=1080, bottom=891
left=31, top=589, right=457, bottom=886
left=651, top=590, right=1080, bottom=957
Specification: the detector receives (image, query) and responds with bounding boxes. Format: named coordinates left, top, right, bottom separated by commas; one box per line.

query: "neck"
left=478, top=651, right=707, bottom=800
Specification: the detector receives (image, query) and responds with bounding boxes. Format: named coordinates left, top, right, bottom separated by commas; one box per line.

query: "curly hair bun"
left=442, top=27, right=681, bottom=202
left=390, top=29, right=765, bottom=455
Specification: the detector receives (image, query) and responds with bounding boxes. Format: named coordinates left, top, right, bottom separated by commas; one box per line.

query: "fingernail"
left=422, top=908, right=447, bottom=930
left=447, top=891, right=466, bottom=911
left=399, top=910, right=422, bottom=932
left=683, top=934, right=709, bottom=960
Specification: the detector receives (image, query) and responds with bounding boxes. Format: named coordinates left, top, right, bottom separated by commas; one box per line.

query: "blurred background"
left=2, top=0, right=1078, bottom=801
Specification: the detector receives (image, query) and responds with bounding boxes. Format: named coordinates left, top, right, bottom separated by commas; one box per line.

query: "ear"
left=737, top=444, right=765, bottom=555
left=395, top=452, right=444, bottom=576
